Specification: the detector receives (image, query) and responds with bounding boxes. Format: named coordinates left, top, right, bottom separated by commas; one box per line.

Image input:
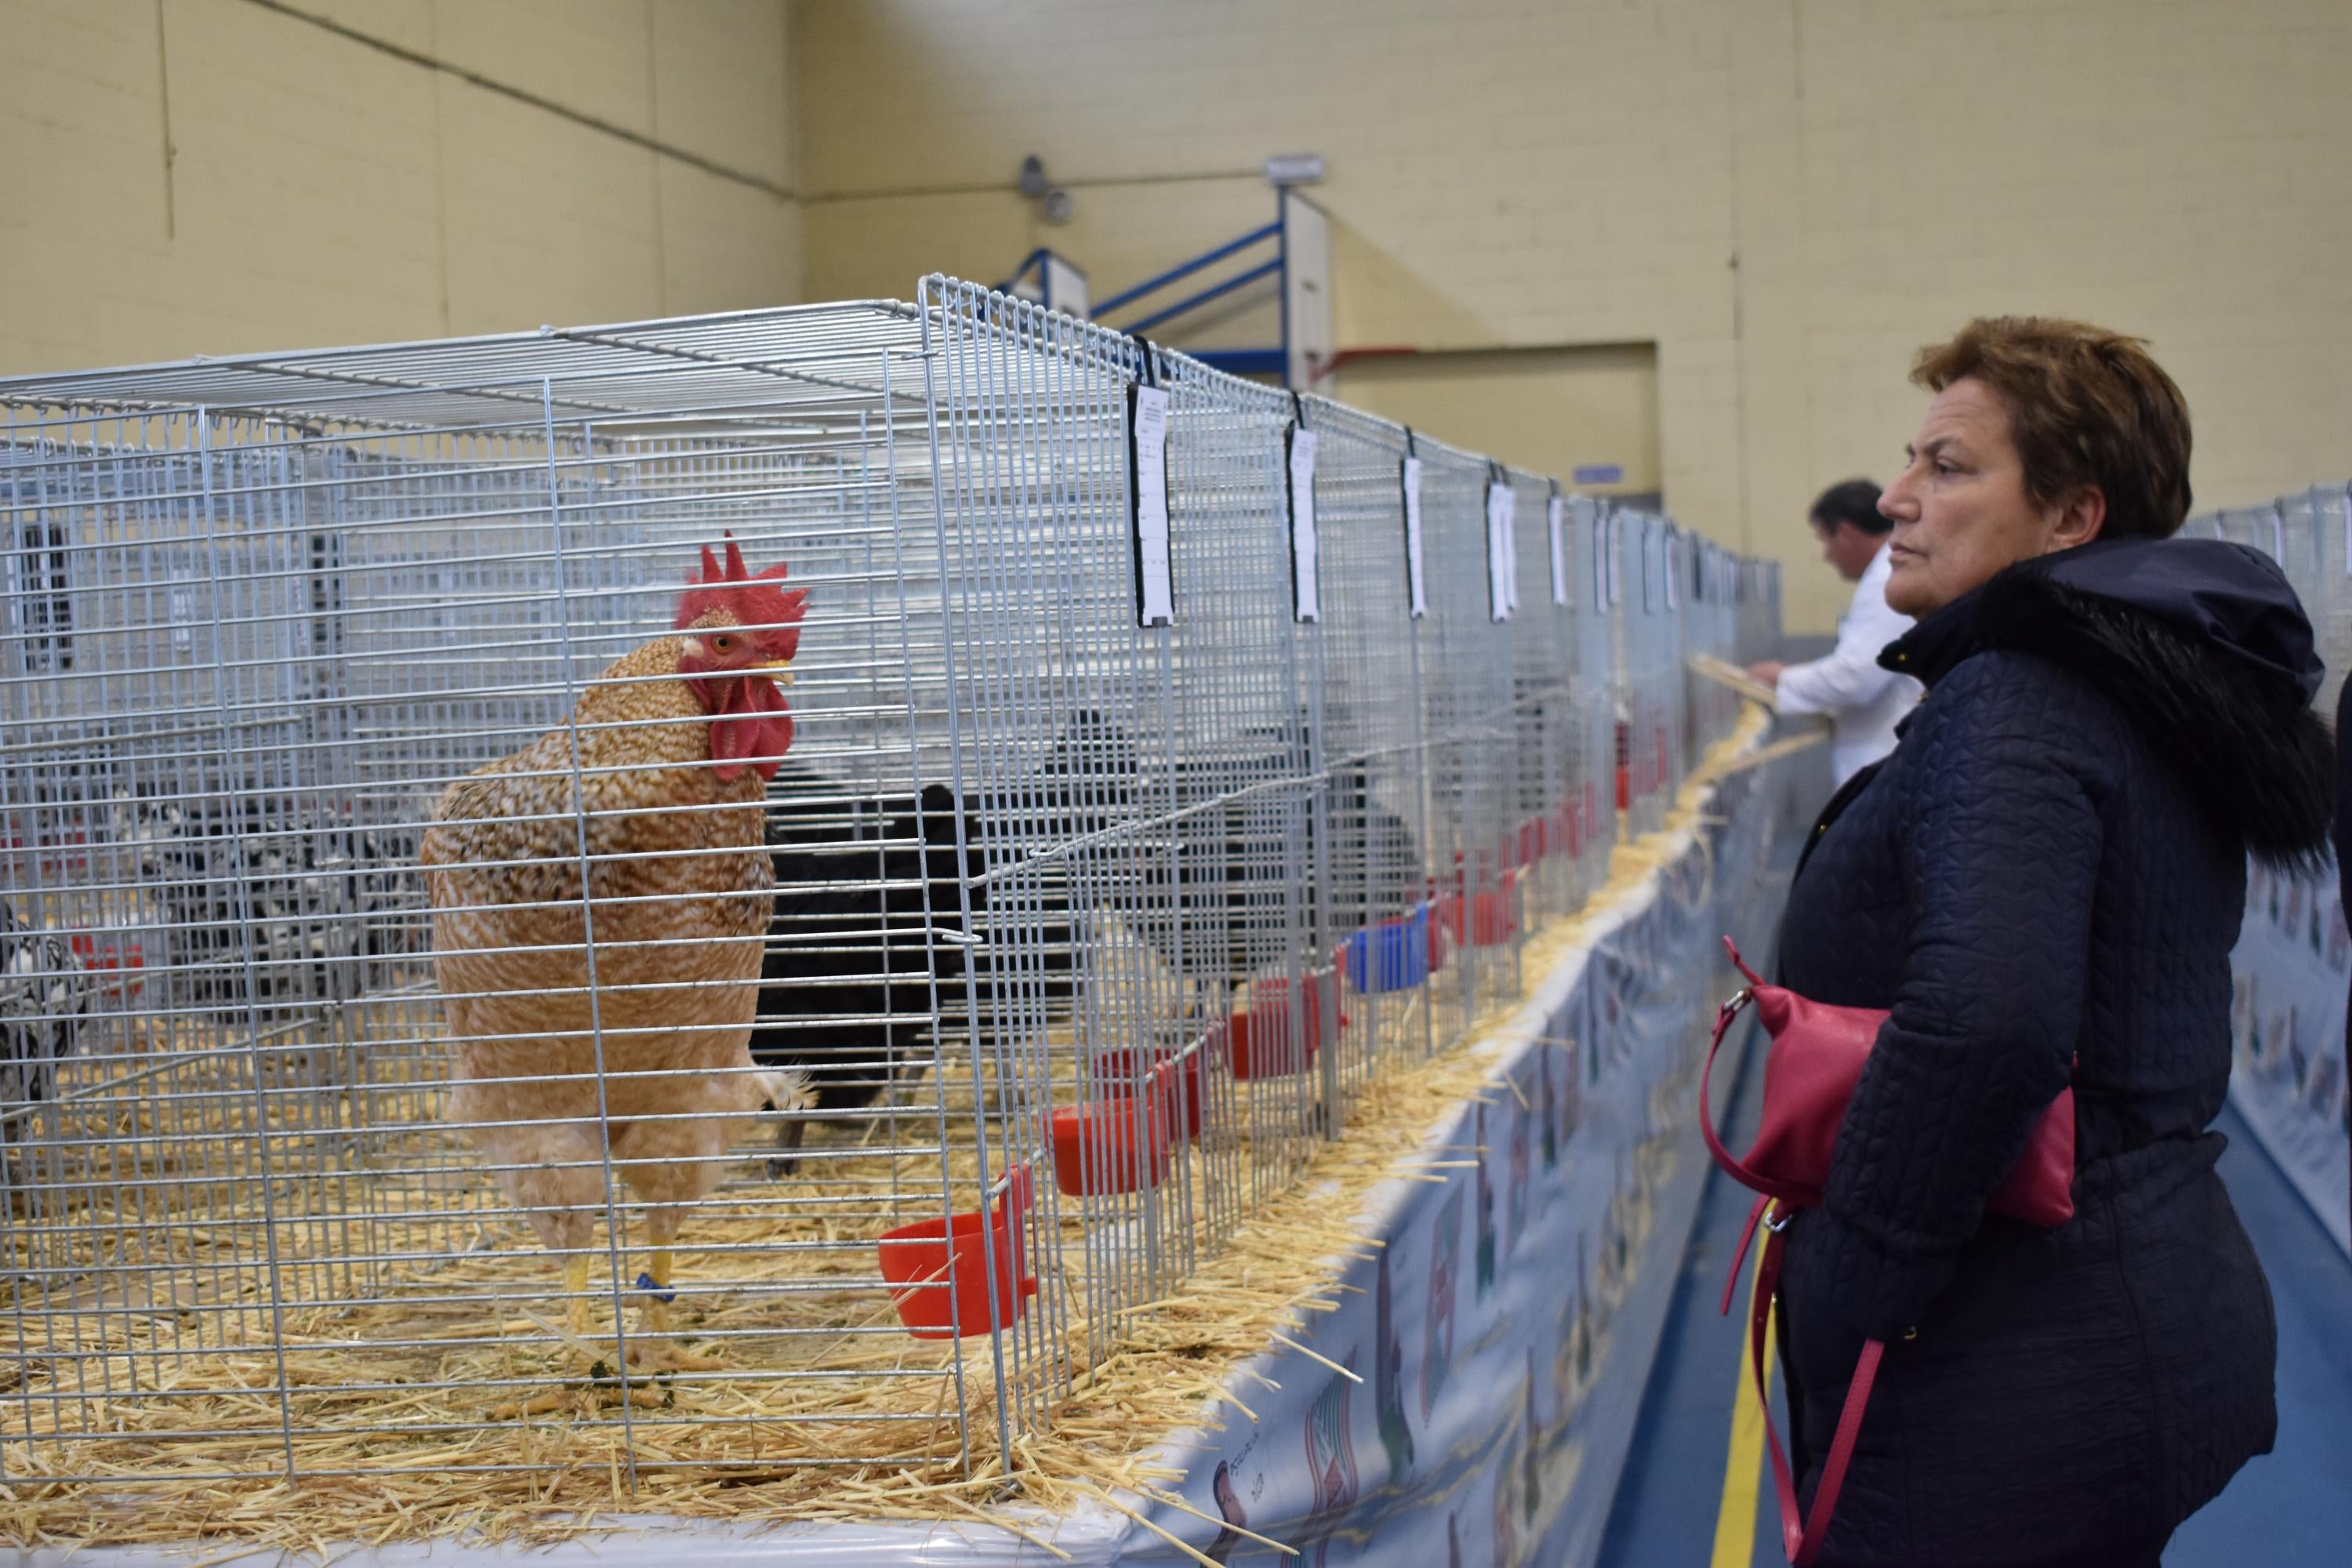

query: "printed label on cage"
left=1486, top=481, right=1515, bottom=622
left=1504, top=492, right=1519, bottom=612
left=1289, top=426, right=1321, bottom=622
left=1127, top=384, right=1174, bottom=626
left=1402, top=456, right=1428, bottom=619
left=1548, top=494, right=1569, bottom=607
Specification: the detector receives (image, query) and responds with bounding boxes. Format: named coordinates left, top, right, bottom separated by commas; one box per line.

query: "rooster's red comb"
left=673, top=532, right=809, bottom=652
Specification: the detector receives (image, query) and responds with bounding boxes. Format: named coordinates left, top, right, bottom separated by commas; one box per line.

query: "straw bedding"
left=0, top=713, right=1762, bottom=1555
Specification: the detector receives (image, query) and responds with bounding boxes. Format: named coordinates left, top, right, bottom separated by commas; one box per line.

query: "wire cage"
left=1405, top=435, right=1524, bottom=1040
left=0, top=276, right=1782, bottom=1519
left=0, top=295, right=1152, bottom=1492
left=1679, top=532, right=1745, bottom=760
left=1291, top=397, right=1437, bottom=1087
left=1501, top=468, right=1588, bottom=935
left=1611, top=507, right=1686, bottom=837
left=1566, top=495, right=1621, bottom=891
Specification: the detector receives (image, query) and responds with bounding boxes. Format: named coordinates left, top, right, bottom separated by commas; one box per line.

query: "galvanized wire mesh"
left=1294, top=396, right=1436, bottom=1088
left=0, top=278, right=1780, bottom=1501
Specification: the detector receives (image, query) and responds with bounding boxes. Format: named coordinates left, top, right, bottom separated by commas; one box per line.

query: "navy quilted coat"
left=1773, top=538, right=2332, bottom=1566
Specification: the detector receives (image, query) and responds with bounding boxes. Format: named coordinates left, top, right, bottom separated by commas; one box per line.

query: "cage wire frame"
left=0, top=299, right=1113, bottom=1489
left=1399, top=434, right=1524, bottom=1040
left=1566, top=495, right=1620, bottom=898
left=1291, top=395, right=1439, bottom=1083
left=1503, top=466, right=1578, bottom=935
left=1610, top=507, right=1682, bottom=839
left=0, top=276, right=1778, bottom=1506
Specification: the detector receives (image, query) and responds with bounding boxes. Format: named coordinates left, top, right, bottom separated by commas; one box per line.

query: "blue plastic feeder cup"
left=1345, top=904, right=1432, bottom=993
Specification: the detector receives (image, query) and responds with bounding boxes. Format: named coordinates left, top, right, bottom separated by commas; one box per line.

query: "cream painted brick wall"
left=8, top=2, right=2345, bottom=635
left=0, top=0, right=800, bottom=377
left=796, top=0, right=2352, bottom=633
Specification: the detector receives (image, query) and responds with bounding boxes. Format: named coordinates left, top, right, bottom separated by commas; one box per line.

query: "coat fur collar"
left=1886, top=550, right=2334, bottom=869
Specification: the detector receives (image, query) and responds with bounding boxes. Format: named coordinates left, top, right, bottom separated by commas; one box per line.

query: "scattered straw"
left=2, top=715, right=1765, bottom=1554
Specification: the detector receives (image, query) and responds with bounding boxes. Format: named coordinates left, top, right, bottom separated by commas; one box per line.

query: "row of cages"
left=0, top=277, right=1782, bottom=1490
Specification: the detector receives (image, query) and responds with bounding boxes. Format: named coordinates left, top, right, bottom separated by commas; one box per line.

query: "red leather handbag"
left=1699, top=938, right=2078, bottom=1566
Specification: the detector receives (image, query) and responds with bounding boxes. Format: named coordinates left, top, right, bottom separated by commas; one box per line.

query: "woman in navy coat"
left=1773, top=317, right=2332, bottom=1566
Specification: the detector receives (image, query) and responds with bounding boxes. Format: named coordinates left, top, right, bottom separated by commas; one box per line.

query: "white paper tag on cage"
left=1608, top=513, right=1626, bottom=606
left=1401, top=456, right=1428, bottom=619
left=1486, top=481, right=1515, bottom=622
left=1502, top=488, right=1520, bottom=612
left=169, top=586, right=196, bottom=652
left=1128, top=385, right=1174, bottom=626
left=1548, top=494, right=1570, bottom=607
left=2271, top=506, right=2285, bottom=561
left=1593, top=507, right=1610, bottom=610
left=1664, top=534, right=1680, bottom=608
left=1288, top=426, right=1321, bottom=622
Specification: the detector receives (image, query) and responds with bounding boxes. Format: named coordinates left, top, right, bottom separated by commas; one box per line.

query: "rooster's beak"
left=759, top=659, right=795, bottom=685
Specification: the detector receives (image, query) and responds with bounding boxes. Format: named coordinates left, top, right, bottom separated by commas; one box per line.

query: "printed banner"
left=1107, top=761, right=1792, bottom=1568
left=2232, top=858, right=2352, bottom=1256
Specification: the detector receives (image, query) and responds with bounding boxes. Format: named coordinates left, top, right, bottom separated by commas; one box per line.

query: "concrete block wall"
left=793, top=0, right=2352, bottom=633
left=6, top=2, right=2349, bottom=632
left=0, top=0, right=800, bottom=379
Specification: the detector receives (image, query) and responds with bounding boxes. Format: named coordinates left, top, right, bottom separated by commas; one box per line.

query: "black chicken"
left=0, top=899, right=94, bottom=1188
left=749, top=715, right=1121, bottom=1174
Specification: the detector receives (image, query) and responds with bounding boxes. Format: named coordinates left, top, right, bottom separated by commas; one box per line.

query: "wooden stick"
left=1686, top=652, right=1780, bottom=705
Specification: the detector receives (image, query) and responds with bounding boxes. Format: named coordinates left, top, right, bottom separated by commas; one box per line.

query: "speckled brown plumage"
left=421, top=614, right=800, bottom=1350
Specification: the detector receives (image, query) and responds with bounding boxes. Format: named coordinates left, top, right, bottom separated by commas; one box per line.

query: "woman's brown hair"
left=1911, top=317, right=2192, bottom=541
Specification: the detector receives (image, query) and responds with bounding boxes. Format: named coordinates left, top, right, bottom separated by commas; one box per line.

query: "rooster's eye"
left=710, top=634, right=735, bottom=654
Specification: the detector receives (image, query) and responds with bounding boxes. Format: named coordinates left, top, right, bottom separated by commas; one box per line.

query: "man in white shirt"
left=1745, top=479, right=1922, bottom=787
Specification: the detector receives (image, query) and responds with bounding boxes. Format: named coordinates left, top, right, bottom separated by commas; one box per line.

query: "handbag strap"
left=1742, top=1203, right=1886, bottom=1566
left=1698, top=977, right=1814, bottom=1207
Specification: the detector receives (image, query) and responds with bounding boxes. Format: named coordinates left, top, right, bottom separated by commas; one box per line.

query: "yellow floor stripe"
left=1709, top=1235, right=1773, bottom=1568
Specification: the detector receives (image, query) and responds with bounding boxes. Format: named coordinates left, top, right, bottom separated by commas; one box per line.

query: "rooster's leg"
left=562, top=1251, right=595, bottom=1342
left=626, top=1221, right=725, bottom=1371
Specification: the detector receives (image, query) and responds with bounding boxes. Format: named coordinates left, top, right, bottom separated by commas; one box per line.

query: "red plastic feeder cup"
left=877, top=1163, right=1037, bottom=1340
left=1047, top=1095, right=1171, bottom=1195
left=1444, top=868, right=1519, bottom=948
left=1229, top=966, right=1345, bottom=1080
left=1091, top=1029, right=1221, bottom=1145
left=1154, top=1026, right=1221, bottom=1142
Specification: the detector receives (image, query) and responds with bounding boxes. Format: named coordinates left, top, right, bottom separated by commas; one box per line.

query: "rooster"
left=420, top=536, right=810, bottom=1371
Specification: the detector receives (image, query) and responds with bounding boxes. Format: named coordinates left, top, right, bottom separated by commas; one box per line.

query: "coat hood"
left=1882, top=537, right=2334, bottom=867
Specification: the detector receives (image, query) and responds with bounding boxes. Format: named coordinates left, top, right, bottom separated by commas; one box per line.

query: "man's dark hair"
left=1809, top=477, right=1888, bottom=536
